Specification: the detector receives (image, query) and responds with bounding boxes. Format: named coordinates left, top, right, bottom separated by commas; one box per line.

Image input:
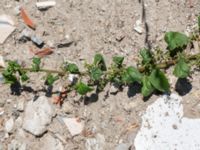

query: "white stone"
left=0, top=15, right=16, bottom=44
left=17, top=99, right=25, bottom=112
left=134, top=19, right=143, bottom=34
left=85, top=134, right=105, bottom=150
left=22, top=96, right=55, bottom=136
left=68, top=74, right=78, bottom=84
left=7, top=139, right=26, bottom=150
left=36, top=1, right=56, bottom=10
left=134, top=94, right=200, bottom=150
left=62, top=117, right=84, bottom=136
left=0, top=56, right=5, bottom=68
left=39, top=134, right=64, bottom=150
left=5, top=118, right=14, bottom=133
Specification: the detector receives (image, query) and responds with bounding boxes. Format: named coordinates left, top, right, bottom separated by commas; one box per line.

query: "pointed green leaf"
left=32, top=57, right=41, bottom=72
left=140, top=48, right=152, bottom=64
left=164, top=32, right=189, bottom=51
left=122, top=66, right=142, bottom=84
left=112, top=56, right=124, bottom=67
left=173, top=55, right=190, bottom=78
left=142, top=76, right=155, bottom=97
left=198, top=16, right=200, bottom=30
left=45, top=74, right=59, bottom=86
left=65, top=63, right=79, bottom=74
left=75, top=82, right=93, bottom=95
left=93, top=54, right=106, bottom=71
left=90, top=67, right=103, bottom=81
left=149, top=69, right=170, bottom=92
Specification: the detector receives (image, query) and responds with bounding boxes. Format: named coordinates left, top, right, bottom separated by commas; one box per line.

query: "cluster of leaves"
left=2, top=17, right=200, bottom=98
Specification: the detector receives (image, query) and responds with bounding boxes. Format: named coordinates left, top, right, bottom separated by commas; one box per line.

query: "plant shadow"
left=127, top=82, right=142, bottom=98
left=175, top=78, right=192, bottom=96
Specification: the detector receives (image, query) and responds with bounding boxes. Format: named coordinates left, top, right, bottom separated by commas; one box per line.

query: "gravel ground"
left=0, top=0, right=200, bottom=149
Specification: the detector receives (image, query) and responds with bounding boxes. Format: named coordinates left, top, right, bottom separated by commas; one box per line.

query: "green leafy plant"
left=1, top=17, right=200, bottom=100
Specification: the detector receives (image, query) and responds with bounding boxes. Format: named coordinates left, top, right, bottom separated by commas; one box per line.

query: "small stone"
left=39, top=134, right=64, bottom=150
left=0, top=98, right=6, bottom=107
left=62, top=117, right=84, bottom=136
left=18, top=28, right=32, bottom=42
left=31, top=35, right=44, bottom=47
left=115, top=143, right=131, bottom=150
left=36, top=1, right=56, bottom=10
left=85, top=133, right=105, bottom=150
left=62, top=102, right=73, bottom=114
left=13, top=6, right=21, bottom=16
left=68, top=74, right=78, bottom=85
left=134, top=19, right=143, bottom=34
left=5, top=118, right=14, bottom=133
left=57, top=34, right=73, bottom=48
left=0, top=56, right=6, bottom=68
left=109, top=83, right=120, bottom=94
left=17, top=99, right=25, bottom=112
left=7, top=139, right=26, bottom=150
left=22, top=96, right=55, bottom=136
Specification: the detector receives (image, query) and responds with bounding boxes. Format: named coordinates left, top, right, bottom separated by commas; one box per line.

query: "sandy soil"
left=0, top=0, right=200, bottom=149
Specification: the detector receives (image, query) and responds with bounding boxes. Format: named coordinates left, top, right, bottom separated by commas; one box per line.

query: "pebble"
left=22, top=96, right=55, bottom=136
left=109, top=83, right=120, bottom=94
left=134, top=19, right=143, bottom=34
left=68, top=74, right=78, bottom=85
left=62, top=117, right=84, bottom=136
left=31, top=35, right=44, bottom=47
left=0, top=98, right=6, bottom=107
left=36, top=1, right=56, bottom=10
left=17, top=99, right=25, bottom=112
left=39, top=134, right=64, bottom=150
left=85, top=133, right=105, bottom=150
left=115, top=143, right=131, bottom=150
left=62, top=102, right=73, bottom=114
left=5, top=118, right=14, bottom=133
left=7, top=139, right=26, bottom=150
left=0, top=56, right=5, bottom=68
left=18, top=28, right=32, bottom=42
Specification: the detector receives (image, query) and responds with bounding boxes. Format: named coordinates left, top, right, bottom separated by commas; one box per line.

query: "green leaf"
left=32, top=57, right=41, bottom=72
left=140, top=48, right=152, bottom=64
left=45, top=74, right=59, bottom=86
left=20, top=72, right=29, bottom=82
left=75, top=82, right=93, bottom=95
left=122, top=66, right=142, bottom=84
left=112, top=56, right=124, bottom=67
left=93, top=54, right=107, bottom=71
left=2, top=70, right=17, bottom=84
left=173, top=55, right=190, bottom=78
left=65, top=63, right=79, bottom=74
left=164, top=32, right=189, bottom=52
left=149, top=69, right=170, bottom=92
left=141, top=76, right=155, bottom=97
left=90, top=67, right=103, bottom=81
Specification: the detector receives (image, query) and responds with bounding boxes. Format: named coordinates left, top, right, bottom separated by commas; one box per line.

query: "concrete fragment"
left=23, top=96, right=55, bottom=136
left=7, top=139, right=26, bottom=150
left=134, top=94, right=200, bottom=150
left=62, top=117, right=84, bottom=136
left=36, top=1, right=56, bottom=10
left=39, top=134, right=64, bottom=150
left=5, top=118, right=14, bottom=133
left=85, top=133, right=105, bottom=150
left=0, top=15, right=16, bottom=44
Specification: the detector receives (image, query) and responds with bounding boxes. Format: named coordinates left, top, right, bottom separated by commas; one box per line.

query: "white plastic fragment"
left=36, top=1, right=56, bottom=10
left=0, top=15, right=16, bottom=44
left=134, top=94, right=200, bottom=150
left=62, top=117, right=84, bottom=136
left=134, top=19, right=143, bottom=34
